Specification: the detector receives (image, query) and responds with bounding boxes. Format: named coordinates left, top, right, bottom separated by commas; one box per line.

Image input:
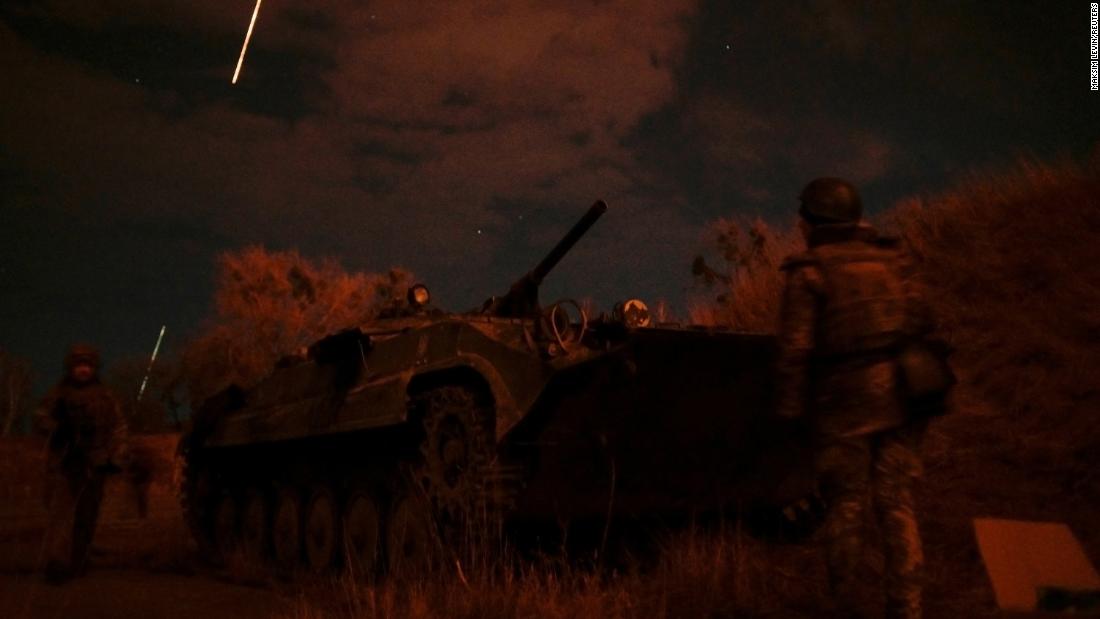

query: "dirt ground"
left=0, top=434, right=292, bottom=619
left=0, top=570, right=286, bottom=619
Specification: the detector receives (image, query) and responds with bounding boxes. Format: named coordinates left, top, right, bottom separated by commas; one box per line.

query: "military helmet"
left=798, top=177, right=862, bottom=224
left=64, top=344, right=101, bottom=370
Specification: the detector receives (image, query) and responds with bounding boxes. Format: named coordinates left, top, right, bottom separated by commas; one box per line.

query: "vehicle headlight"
left=408, top=284, right=431, bottom=307
left=614, top=299, right=651, bottom=328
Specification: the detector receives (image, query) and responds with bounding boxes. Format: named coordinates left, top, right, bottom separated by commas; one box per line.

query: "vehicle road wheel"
left=342, top=488, right=382, bottom=578
left=416, top=386, right=494, bottom=525
left=272, top=488, right=302, bottom=572
left=239, top=489, right=269, bottom=565
left=386, top=492, right=436, bottom=577
left=304, top=486, right=339, bottom=573
left=214, top=493, right=238, bottom=562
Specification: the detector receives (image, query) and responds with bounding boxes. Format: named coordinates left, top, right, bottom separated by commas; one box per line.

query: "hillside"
left=891, top=156, right=1100, bottom=615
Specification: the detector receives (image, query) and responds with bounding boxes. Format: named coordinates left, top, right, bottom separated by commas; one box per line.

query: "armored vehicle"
left=179, top=201, right=817, bottom=574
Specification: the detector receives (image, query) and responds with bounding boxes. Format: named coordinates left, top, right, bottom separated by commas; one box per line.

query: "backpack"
left=896, top=336, right=957, bottom=417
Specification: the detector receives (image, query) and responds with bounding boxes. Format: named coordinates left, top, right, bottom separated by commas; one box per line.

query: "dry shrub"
left=181, top=247, right=414, bottom=404
left=688, top=217, right=802, bottom=331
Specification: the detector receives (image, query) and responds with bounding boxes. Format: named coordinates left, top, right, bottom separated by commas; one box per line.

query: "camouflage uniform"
left=36, top=345, right=129, bottom=582
left=776, top=221, right=930, bottom=619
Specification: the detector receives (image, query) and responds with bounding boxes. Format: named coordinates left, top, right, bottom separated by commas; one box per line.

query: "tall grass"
left=284, top=525, right=829, bottom=619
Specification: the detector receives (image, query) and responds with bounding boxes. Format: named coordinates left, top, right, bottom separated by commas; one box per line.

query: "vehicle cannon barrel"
left=531, top=199, right=607, bottom=285
left=486, top=200, right=607, bottom=317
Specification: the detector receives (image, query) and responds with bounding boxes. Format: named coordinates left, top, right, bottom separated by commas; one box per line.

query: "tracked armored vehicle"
left=179, top=201, right=817, bottom=574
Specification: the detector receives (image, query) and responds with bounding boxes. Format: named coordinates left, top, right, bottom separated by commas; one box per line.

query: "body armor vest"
left=812, top=244, right=907, bottom=359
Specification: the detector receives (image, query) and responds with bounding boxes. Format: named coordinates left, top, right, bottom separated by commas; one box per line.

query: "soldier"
left=35, top=344, right=130, bottom=583
left=775, top=178, right=933, bottom=619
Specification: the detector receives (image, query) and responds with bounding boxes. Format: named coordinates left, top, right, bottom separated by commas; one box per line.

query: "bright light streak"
left=137, top=325, right=166, bottom=402
left=231, top=0, right=263, bottom=85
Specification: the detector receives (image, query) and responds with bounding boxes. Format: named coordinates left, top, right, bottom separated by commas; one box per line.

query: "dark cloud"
left=631, top=0, right=1096, bottom=220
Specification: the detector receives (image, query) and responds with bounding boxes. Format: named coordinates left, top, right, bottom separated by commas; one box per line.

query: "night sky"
left=1, top=1, right=1096, bottom=388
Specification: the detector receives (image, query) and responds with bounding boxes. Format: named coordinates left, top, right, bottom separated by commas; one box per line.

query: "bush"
left=688, top=217, right=802, bottom=332
left=181, top=247, right=414, bottom=406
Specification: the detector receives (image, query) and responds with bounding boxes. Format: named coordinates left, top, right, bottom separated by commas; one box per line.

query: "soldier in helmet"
left=35, top=344, right=130, bottom=583
left=775, top=178, right=933, bottom=619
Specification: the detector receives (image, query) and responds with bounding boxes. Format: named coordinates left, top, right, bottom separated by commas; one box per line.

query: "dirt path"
left=0, top=515, right=294, bottom=619
left=0, top=569, right=288, bottom=619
